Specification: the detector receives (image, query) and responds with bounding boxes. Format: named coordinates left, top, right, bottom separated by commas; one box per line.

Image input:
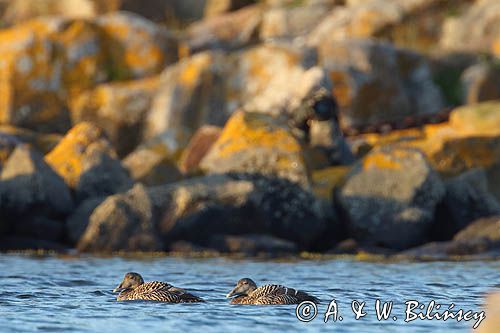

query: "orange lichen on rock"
left=200, top=110, right=309, bottom=187
left=45, top=122, right=113, bottom=187
left=211, top=111, right=302, bottom=158
left=362, top=148, right=406, bottom=170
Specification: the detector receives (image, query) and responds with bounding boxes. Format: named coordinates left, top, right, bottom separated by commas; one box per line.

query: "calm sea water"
left=0, top=254, right=498, bottom=332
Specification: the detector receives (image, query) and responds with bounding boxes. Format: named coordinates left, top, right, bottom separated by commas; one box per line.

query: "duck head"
left=113, top=272, right=144, bottom=292
left=226, top=278, right=257, bottom=298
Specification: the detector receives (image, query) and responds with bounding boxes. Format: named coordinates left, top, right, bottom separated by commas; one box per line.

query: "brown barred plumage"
left=227, top=278, right=319, bottom=305
left=114, top=272, right=204, bottom=303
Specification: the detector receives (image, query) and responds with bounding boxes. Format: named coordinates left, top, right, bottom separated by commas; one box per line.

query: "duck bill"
left=226, top=286, right=241, bottom=298
left=113, top=283, right=124, bottom=293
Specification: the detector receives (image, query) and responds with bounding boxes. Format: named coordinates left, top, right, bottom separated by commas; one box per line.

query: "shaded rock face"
left=154, top=174, right=332, bottom=250
left=200, top=111, right=310, bottom=187
left=433, top=169, right=500, bottom=240
left=315, top=38, right=443, bottom=131
left=77, top=183, right=161, bottom=252
left=45, top=122, right=132, bottom=202
left=337, top=146, right=445, bottom=249
left=0, top=145, right=73, bottom=218
left=65, top=196, right=105, bottom=245
left=0, top=145, right=72, bottom=243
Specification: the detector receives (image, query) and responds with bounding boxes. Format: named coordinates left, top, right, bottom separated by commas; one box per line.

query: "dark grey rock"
left=77, top=183, right=161, bottom=252
left=433, top=168, right=500, bottom=240
left=155, top=174, right=333, bottom=250
left=76, top=145, right=133, bottom=202
left=65, top=196, right=106, bottom=245
left=0, top=145, right=73, bottom=218
left=12, top=216, right=64, bottom=242
left=0, top=236, right=68, bottom=251
left=337, top=146, right=445, bottom=249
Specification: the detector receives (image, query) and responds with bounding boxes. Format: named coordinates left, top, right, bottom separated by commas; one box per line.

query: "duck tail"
left=181, top=294, right=205, bottom=303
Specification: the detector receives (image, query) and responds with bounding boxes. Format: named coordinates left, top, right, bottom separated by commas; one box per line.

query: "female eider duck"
left=226, top=278, right=319, bottom=305
left=113, top=272, right=204, bottom=303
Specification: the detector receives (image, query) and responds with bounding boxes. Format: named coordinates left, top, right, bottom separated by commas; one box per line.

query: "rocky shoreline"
left=0, top=0, right=499, bottom=259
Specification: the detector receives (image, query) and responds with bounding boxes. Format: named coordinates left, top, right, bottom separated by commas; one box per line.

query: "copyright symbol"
left=295, top=301, right=318, bottom=322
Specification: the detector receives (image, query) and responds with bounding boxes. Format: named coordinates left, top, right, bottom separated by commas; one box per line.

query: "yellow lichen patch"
left=45, top=122, right=109, bottom=187
left=213, top=111, right=302, bottom=158
left=312, top=166, right=351, bottom=201
left=201, top=110, right=309, bottom=186
left=359, top=127, right=426, bottom=148
left=362, top=149, right=403, bottom=170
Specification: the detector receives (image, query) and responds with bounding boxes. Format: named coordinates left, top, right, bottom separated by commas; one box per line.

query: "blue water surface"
left=0, top=254, right=498, bottom=332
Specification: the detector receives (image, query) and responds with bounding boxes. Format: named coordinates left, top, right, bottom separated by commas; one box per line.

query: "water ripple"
left=0, top=255, right=497, bottom=333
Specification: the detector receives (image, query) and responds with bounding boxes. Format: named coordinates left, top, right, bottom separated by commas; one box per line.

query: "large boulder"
left=77, top=183, right=161, bottom=252
left=145, top=51, right=228, bottom=139
left=200, top=111, right=310, bottom=187
left=70, top=76, right=161, bottom=157
left=65, top=196, right=105, bottom=245
left=412, top=102, right=500, bottom=185
left=337, top=146, right=445, bottom=249
left=154, top=174, right=333, bottom=250
left=45, top=122, right=132, bottom=202
left=0, top=145, right=73, bottom=218
left=358, top=101, right=500, bottom=200
left=433, top=168, right=500, bottom=240
left=313, top=38, right=443, bottom=131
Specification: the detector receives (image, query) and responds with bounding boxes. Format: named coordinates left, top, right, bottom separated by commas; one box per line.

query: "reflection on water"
left=0, top=255, right=498, bottom=332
